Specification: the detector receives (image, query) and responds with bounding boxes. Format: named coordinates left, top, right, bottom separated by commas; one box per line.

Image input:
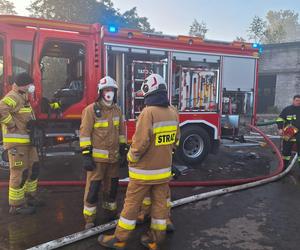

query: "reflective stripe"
left=18, top=107, right=32, bottom=113
left=113, top=116, right=120, bottom=126
left=283, top=156, right=291, bottom=160
left=127, top=151, right=139, bottom=163
left=167, top=198, right=171, bottom=208
left=119, top=135, right=126, bottom=144
left=128, top=167, right=171, bottom=181
left=118, top=216, right=136, bottom=230
left=143, top=197, right=152, bottom=206
left=25, top=180, right=38, bottom=193
left=2, top=96, right=17, bottom=108
left=94, top=119, right=109, bottom=128
left=92, top=148, right=109, bottom=159
left=102, top=201, right=117, bottom=211
left=9, top=187, right=25, bottom=201
left=151, top=218, right=166, bottom=231
left=276, top=117, right=285, bottom=122
left=80, top=137, right=92, bottom=147
left=153, top=121, right=178, bottom=134
left=1, top=114, right=12, bottom=124
left=176, top=140, right=180, bottom=146
left=3, top=134, right=30, bottom=143
left=50, top=102, right=60, bottom=110
left=83, top=206, right=97, bottom=216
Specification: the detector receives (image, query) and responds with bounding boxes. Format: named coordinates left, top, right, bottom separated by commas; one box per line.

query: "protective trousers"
left=282, top=133, right=300, bottom=168
left=115, top=181, right=169, bottom=244
left=83, top=162, right=119, bottom=223
left=8, top=146, right=39, bottom=206
left=139, top=186, right=172, bottom=224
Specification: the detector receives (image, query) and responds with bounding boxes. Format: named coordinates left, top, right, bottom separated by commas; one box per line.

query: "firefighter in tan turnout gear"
left=99, top=74, right=180, bottom=250
left=80, top=76, right=125, bottom=229
left=0, top=72, right=41, bottom=215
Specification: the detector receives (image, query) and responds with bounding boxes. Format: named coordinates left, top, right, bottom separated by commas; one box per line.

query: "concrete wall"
left=258, top=42, right=300, bottom=111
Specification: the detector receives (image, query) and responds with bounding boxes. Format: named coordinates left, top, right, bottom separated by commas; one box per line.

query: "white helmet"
left=141, top=74, right=167, bottom=97
left=98, top=76, right=118, bottom=92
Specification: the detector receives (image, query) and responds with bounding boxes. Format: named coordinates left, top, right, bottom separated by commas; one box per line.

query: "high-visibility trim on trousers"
left=128, top=167, right=171, bottom=181
left=25, top=180, right=38, bottom=193
left=143, top=197, right=152, bottom=206
left=79, top=137, right=92, bottom=147
left=9, top=187, right=25, bottom=201
left=151, top=218, right=167, bottom=231
left=83, top=206, right=97, bottom=216
left=118, top=216, right=136, bottom=230
left=3, top=133, right=30, bottom=143
left=92, top=149, right=109, bottom=159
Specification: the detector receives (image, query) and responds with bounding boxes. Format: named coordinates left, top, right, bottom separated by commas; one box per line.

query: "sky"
left=12, top=0, right=300, bottom=42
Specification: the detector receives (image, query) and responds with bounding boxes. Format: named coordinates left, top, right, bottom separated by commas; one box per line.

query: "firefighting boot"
left=27, top=196, right=45, bottom=207
left=9, top=205, right=36, bottom=215
left=140, top=233, right=159, bottom=250
left=98, top=234, right=126, bottom=250
left=166, top=218, right=175, bottom=233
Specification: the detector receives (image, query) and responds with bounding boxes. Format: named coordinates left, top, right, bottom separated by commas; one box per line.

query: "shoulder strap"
left=93, top=102, right=101, bottom=118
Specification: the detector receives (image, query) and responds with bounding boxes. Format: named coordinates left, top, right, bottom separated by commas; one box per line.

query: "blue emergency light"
left=252, top=43, right=259, bottom=48
left=252, top=43, right=263, bottom=53
left=108, top=25, right=118, bottom=33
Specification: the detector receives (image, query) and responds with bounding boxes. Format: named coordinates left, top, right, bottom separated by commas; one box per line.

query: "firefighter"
left=98, top=74, right=180, bottom=250
left=0, top=72, right=41, bottom=215
left=276, top=95, right=300, bottom=169
left=80, top=76, right=125, bottom=229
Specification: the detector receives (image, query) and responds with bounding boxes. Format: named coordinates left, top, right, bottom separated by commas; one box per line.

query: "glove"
left=26, top=120, right=36, bottom=132
left=82, top=147, right=96, bottom=171
left=119, top=144, right=126, bottom=156
left=119, top=144, right=128, bottom=168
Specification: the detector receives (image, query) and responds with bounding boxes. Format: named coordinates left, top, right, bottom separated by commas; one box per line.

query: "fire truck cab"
left=0, top=15, right=259, bottom=165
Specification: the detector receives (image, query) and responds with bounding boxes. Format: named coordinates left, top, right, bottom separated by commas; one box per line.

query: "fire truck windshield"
left=39, top=41, right=85, bottom=112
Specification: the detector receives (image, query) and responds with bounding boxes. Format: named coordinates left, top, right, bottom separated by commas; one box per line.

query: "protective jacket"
left=276, top=105, right=300, bottom=130
left=127, top=106, right=180, bottom=184
left=0, top=86, right=35, bottom=149
left=80, top=101, right=125, bottom=163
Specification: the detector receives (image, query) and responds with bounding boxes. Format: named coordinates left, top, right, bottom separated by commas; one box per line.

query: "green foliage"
left=248, top=10, right=299, bottom=44
left=0, top=0, right=16, bottom=15
left=189, top=19, right=208, bottom=39
left=27, top=0, right=154, bottom=32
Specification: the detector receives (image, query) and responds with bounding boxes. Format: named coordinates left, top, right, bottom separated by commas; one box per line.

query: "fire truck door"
left=32, top=30, right=90, bottom=117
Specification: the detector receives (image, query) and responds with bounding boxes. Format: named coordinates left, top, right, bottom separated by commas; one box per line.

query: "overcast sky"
left=12, top=0, right=300, bottom=42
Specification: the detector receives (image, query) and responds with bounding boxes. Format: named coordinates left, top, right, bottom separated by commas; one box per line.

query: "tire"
left=175, top=125, right=211, bottom=165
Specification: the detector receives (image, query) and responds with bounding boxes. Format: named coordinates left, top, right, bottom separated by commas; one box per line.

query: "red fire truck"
left=0, top=15, right=259, bottom=165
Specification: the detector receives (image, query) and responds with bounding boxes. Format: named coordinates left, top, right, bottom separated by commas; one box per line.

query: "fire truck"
left=0, top=15, right=259, bottom=165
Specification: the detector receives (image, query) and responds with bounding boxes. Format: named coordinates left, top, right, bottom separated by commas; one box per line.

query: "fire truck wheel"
left=176, top=126, right=211, bottom=165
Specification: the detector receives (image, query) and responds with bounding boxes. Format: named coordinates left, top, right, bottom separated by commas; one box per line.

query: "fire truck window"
left=107, top=47, right=168, bottom=119
left=40, top=41, right=85, bottom=112
left=171, top=52, right=220, bottom=112
left=222, top=57, right=255, bottom=116
left=12, top=41, right=33, bottom=76
left=0, top=39, right=3, bottom=96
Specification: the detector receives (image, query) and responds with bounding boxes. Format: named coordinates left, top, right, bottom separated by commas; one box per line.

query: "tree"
left=235, top=36, right=246, bottom=42
left=0, top=0, right=16, bottom=15
left=248, top=10, right=300, bottom=44
left=189, top=19, right=208, bottom=39
left=265, top=10, right=299, bottom=43
left=27, top=0, right=153, bottom=32
left=247, top=16, right=266, bottom=43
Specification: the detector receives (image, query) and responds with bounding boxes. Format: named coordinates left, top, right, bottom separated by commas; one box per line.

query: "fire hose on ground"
left=0, top=124, right=285, bottom=188
left=27, top=151, right=298, bottom=250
